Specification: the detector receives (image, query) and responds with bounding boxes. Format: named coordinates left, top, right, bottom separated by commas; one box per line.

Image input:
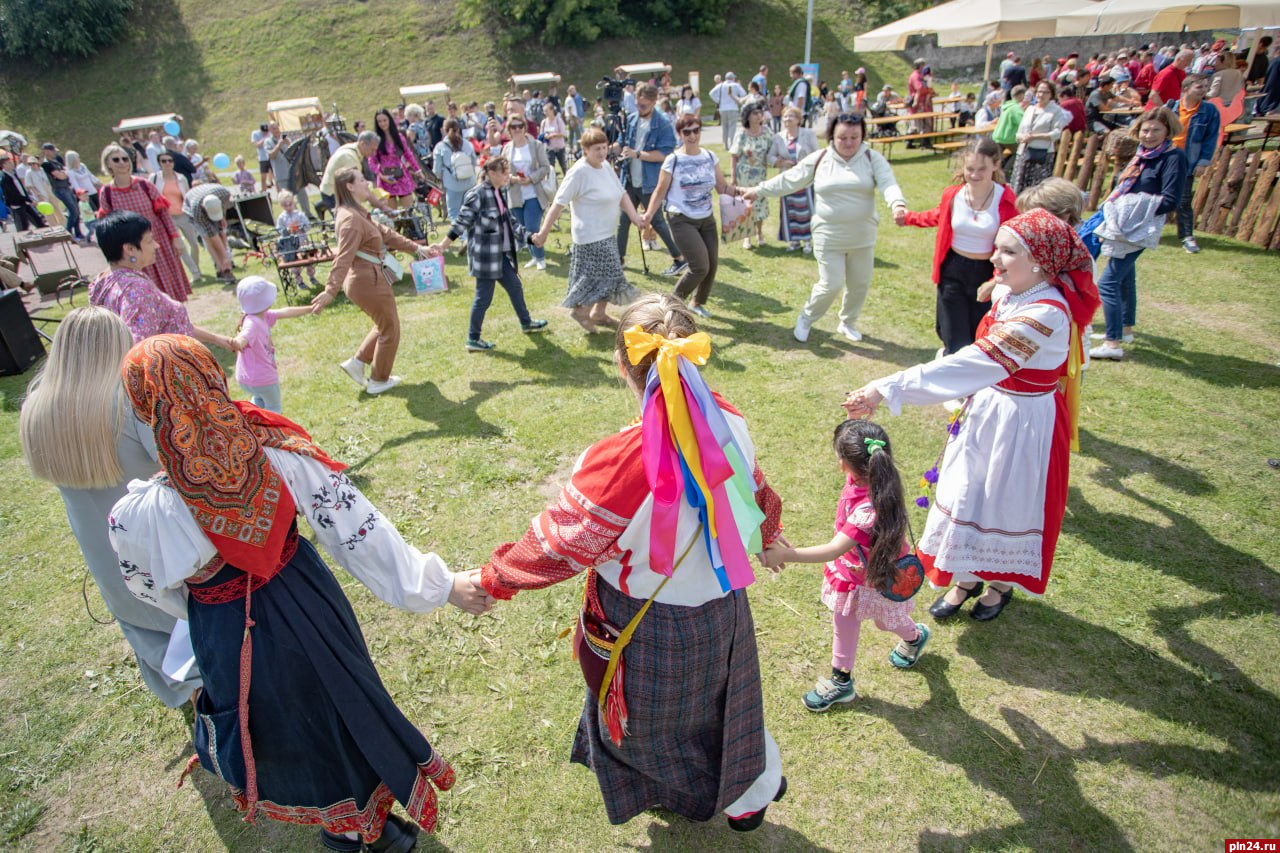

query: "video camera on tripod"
left=596, top=74, right=636, bottom=149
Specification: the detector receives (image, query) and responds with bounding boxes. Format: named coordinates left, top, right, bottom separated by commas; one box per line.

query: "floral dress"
left=730, top=130, right=773, bottom=221
left=98, top=178, right=191, bottom=302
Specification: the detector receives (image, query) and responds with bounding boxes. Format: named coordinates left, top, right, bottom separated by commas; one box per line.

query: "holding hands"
left=310, top=289, right=335, bottom=314
left=448, top=569, right=497, bottom=615
left=892, top=206, right=908, bottom=226
left=530, top=230, right=548, bottom=248
left=761, top=537, right=793, bottom=572
left=842, top=384, right=884, bottom=420
left=416, top=244, right=441, bottom=260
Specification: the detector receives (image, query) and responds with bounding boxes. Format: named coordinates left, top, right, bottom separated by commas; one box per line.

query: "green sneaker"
left=889, top=622, right=930, bottom=669
left=802, top=675, right=856, bottom=712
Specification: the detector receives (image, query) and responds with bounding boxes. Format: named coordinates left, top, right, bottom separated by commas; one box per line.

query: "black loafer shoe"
left=929, top=582, right=984, bottom=619
left=727, top=776, right=787, bottom=832
left=367, top=813, right=419, bottom=853
left=320, top=830, right=362, bottom=852
left=970, top=587, right=1014, bottom=622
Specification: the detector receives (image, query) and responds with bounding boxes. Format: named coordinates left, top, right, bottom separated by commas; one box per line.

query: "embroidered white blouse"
left=109, top=448, right=454, bottom=619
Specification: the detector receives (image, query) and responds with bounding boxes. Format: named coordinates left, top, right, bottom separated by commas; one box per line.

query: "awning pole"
left=983, top=41, right=994, bottom=84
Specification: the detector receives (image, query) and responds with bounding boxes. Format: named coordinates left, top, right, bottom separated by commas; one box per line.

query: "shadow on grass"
left=343, top=380, right=516, bottom=474
left=1131, top=333, right=1280, bottom=390
left=488, top=332, right=618, bottom=387
left=858, top=660, right=1136, bottom=852
left=633, top=810, right=836, bottom=852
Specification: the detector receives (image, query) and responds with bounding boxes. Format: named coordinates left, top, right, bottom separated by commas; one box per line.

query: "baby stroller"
left=868, top=99, right=899, bottom=138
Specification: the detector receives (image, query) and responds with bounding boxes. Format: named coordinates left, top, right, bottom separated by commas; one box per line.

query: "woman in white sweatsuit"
left=745, top=113, right=905, bottom=343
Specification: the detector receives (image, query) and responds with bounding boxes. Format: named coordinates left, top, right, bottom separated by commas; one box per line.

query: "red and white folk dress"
left=872, top=282, right=1072, bottom=595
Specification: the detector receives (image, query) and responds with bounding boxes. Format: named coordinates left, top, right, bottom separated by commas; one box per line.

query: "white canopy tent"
left=266, top=97, right=325, bottom=133
left=509, top=72, right=561, bottom=90
left=111, top=113, right=182, bottom=135
left=399, top=84, right=450, bottom=100
left=615, top=62, right=671, bottom=78
left=1056, top=0, right=1280, bottom=36
left=854, top=0, right=1098, bottom=81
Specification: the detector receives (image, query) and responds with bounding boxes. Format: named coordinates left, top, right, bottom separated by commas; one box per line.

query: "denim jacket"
left=1164, top=98, right=1220, bottom=170
left=620, top=109, right=676, bottom=193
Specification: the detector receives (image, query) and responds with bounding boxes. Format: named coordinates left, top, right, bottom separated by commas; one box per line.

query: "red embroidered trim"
left=227, top=759, right=446, bottom=839
left=187, top=533, right=298, bottom=605
left=975, top=337, right=1017, bottom=375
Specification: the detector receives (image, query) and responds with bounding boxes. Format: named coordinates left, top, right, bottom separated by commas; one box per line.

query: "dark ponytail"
left=833, top=419, right=910, bottom=595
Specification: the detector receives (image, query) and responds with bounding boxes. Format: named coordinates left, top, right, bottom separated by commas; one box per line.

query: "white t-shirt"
left=509, top=143, right=533, bottom=205
left=553, top=158, right=624, bottom=245
left=950, top=186, right=1001, bottom=254
left=661, top=149, right=720, bottom=219
left=251, top=129, right=270, bottom=162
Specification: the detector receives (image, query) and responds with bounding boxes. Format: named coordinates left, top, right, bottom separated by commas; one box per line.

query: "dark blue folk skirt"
left=187, top=536, right=447, bottom=839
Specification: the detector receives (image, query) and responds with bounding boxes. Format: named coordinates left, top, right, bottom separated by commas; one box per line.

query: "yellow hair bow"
left=623, top=324, right=717, bottom=535
left=624, top=326, right=711, bottom=369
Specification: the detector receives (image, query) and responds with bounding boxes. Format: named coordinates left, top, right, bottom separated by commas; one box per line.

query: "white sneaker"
left=1088, top=342, right=1125, bottom=360
left=835, top=323, right=863, bottom=342
left=366, top=375, right=402, bottom=394
left=1091, top=331, right=1134, bottom=344
left=802, top=241, right=812, bottom=254
left=339, top=357, right=367, bottom=387
left=793, top=314, right=812, bottom=342
left=523, top=258, right=538, bottom=269
left=535, top=259, right=546, bottom=271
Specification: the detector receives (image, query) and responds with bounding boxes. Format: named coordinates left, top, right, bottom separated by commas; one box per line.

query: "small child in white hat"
left=233, top=275, right=314, bottom=413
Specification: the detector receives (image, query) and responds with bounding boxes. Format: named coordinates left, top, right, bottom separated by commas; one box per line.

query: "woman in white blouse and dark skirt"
left=1012, top=81, right=1069, bottom=193
left=533, top=127, right=645, bottom=332
left=107, top=335, right=493, bottom=852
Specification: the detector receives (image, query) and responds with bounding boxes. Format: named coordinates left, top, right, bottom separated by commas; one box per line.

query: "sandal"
left=589, top=312, right=618, bottom=328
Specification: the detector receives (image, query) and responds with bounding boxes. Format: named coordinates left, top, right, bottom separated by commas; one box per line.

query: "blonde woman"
left=19, top=307, right=203, bottom=708
left=311, top=167, right=437, bottom=394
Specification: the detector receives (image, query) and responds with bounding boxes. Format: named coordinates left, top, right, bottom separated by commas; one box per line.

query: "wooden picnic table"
left=1261, top=114, right=1280, bottom=149
left=934, top=94, right=965, bottom=105
left=1102, top=107, right=1146, bottom=116
left=867, top=110, right=952, bottom=126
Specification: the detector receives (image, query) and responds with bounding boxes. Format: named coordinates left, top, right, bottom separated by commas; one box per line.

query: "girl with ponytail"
left=763, top=419, right=929, bottom=711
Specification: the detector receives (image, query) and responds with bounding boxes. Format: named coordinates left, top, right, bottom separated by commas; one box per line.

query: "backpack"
left=452, top=147, right=475, bottom=181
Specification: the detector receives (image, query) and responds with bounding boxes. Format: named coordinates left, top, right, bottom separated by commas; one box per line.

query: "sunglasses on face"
left=159, top=158, right=173, bottom=164
left=509, top=124, right=526, bottom=130
left=108, top=156, right=130, bottom=163
left=681, top=127, right=702, bottom=136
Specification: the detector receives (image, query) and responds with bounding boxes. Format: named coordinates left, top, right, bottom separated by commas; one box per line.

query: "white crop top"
left=950, top=187, right=1001, bottom=254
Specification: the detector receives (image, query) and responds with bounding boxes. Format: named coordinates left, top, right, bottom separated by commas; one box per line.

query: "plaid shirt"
left=447, top=181, right=528, bottom=280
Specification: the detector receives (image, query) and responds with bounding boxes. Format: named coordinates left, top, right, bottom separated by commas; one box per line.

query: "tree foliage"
left=457, top=0, right=737, bottom=47
left=0, top=0, right=134, bottom=62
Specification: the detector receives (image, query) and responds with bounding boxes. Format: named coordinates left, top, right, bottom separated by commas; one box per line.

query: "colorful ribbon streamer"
left=625, top=325, right=761, bottom=592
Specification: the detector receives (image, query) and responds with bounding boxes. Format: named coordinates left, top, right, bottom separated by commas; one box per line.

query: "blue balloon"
left=212, top=153, right=231, bottom=170
left=163, top=120, right=181, bottom=136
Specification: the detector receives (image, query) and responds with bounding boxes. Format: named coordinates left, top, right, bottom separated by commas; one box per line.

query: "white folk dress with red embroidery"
left=872, top=282, right=1071, bottom=595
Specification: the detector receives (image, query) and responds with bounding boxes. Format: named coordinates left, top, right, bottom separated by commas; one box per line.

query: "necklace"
left=965, top=183, right=995, bottom=220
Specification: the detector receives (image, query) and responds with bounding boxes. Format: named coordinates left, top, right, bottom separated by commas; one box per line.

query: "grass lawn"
left=1, top=146, right=1278, bottom=851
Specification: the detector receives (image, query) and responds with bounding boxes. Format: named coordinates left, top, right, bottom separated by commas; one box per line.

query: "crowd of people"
left=4, top=35, right=1275, bottom=851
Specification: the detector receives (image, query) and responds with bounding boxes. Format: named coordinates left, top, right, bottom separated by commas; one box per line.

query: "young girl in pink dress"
left=764, top=419, right=929, bottom=711
left=232, top=276, right=313, bottom=413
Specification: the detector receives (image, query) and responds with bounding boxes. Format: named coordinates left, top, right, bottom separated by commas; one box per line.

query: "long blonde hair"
left=20, top=307, right=134, bottom=489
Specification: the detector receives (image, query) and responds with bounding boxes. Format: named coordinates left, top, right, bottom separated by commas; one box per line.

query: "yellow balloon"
left=37, top=201, right=55, bottom=216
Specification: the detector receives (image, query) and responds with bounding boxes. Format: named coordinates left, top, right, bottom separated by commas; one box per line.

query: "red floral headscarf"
left=1000, top=208, right=1100, bottom=330
left=122, top=335, right=344, bottom=577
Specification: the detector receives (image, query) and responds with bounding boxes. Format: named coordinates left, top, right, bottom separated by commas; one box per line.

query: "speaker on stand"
left=0, top=290, right=46, bottom=376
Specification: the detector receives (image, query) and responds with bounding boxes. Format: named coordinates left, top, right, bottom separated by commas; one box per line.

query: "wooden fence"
left=1052, top=130, right=1280, bottom=250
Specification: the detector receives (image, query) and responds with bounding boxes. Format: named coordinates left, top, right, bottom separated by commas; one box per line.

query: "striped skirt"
left=570, top=578, right=767, bottom=824
left=563, top=237, right=641, bottom=308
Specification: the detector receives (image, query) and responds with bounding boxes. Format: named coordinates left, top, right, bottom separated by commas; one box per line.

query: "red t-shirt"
left=1150, top=65, right=1186, bottom=106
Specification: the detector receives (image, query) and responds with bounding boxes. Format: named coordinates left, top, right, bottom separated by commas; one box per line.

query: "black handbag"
left=1025, top=147, right=1049, bottom=164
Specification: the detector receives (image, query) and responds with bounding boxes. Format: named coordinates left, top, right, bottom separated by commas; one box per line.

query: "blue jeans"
left=445, top=188, right=465, bottom=222
left=241, top=382, right=283, bottom=413
left=1096, top=249, right=1142, bottom=342
left=54, top=186, right=84, bottom=239
left=469, top=256, right=532, bottom=341
left=514, top=195, right=544, bottom=261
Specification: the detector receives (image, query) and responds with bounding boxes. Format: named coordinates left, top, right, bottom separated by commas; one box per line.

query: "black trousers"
left=936, top=250, right=994, bottom=355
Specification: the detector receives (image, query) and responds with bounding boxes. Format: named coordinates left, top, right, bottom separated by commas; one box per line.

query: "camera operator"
left=615, top=83, right=686, bottom=277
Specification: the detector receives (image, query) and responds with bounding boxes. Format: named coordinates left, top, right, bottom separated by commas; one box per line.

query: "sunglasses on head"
left=681, top=126, right=702, bottom=136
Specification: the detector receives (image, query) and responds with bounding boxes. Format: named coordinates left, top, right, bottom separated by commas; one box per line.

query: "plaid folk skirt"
left=570, top=578, right=767, bottom=824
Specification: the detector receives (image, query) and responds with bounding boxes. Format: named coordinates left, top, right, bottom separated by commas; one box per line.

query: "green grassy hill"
left=0, top=0, right=912, bottom=160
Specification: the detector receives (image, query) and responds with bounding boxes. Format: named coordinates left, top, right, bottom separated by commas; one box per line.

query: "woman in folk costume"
left=844, top=209, right=1099, bottom=623
left=480, top=294, right=788, bottom=831
left=107, top=335, right=494, bottom=853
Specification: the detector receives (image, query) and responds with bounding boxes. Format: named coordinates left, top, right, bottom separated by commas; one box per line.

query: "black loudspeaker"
left=0, top=290, right=45, bottom=376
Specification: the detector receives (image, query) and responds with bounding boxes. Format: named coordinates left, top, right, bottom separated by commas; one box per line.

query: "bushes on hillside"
left=458, top=0, right=738, bottom=47
left=0, top=0, right=134, bottom=62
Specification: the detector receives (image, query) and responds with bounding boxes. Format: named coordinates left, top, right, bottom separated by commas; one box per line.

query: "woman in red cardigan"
left=894, top=138, right=1019, bottom=354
